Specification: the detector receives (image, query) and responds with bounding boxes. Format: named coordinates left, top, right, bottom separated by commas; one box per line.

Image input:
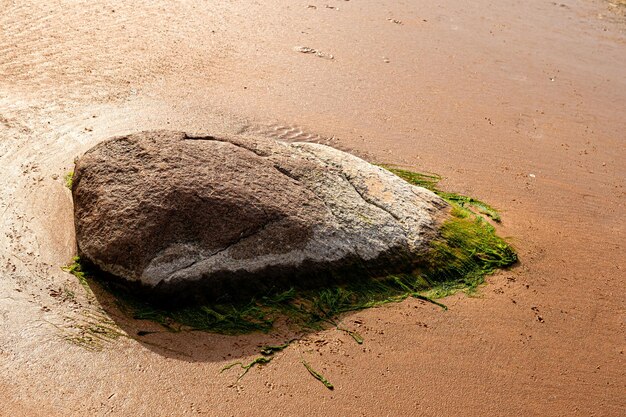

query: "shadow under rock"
left=85, top=276, right=329, bottom=363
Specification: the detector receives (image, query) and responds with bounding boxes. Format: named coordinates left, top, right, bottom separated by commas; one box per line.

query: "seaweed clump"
left=63, top=167, right=517, bottom=336
left=64, top=171, right=74, bottom=190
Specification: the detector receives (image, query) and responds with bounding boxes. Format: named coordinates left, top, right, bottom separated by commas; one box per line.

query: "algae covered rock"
left=71, top=130, right=448, bottom=303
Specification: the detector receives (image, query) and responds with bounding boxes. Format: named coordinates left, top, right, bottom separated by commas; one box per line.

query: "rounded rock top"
left=72, top=130, right=448, bottom=303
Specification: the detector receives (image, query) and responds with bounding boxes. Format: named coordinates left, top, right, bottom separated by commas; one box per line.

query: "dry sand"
left=1, top=0, right=625, bottom=415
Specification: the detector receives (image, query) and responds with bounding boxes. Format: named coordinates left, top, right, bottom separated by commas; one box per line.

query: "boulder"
left=72, top=131, right=448, bottom=303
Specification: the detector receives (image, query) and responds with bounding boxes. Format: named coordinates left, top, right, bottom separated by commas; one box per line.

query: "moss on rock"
left=64, top=167, right=517, bottom=336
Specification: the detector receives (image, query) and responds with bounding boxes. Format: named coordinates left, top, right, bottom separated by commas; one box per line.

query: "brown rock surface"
left=72, top=131, right=447, bottom=301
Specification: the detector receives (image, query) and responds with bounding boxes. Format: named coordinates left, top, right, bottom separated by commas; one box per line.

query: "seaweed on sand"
left=63, top=168, right=517, bottom=337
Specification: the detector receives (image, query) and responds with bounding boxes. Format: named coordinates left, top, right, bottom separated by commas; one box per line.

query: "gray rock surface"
left=72, top=130, right=448, bottom=302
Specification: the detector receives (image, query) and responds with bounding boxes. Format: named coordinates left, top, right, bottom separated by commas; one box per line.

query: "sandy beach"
left=1, top=0, right=625, bottom=415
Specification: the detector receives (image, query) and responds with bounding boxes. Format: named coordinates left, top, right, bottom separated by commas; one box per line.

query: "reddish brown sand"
left=1, top=0, right=625, bottom=416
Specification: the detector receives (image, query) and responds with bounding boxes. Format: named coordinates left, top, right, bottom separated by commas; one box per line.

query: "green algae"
left=63, top=168, right=517, bottom=337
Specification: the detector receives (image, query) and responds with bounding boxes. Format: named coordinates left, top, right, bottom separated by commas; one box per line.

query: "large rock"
left=72, top=131, right=448, bottom=303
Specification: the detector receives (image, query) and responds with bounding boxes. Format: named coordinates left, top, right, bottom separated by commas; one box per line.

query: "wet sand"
left=1, top=0, right=625, bottom=415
